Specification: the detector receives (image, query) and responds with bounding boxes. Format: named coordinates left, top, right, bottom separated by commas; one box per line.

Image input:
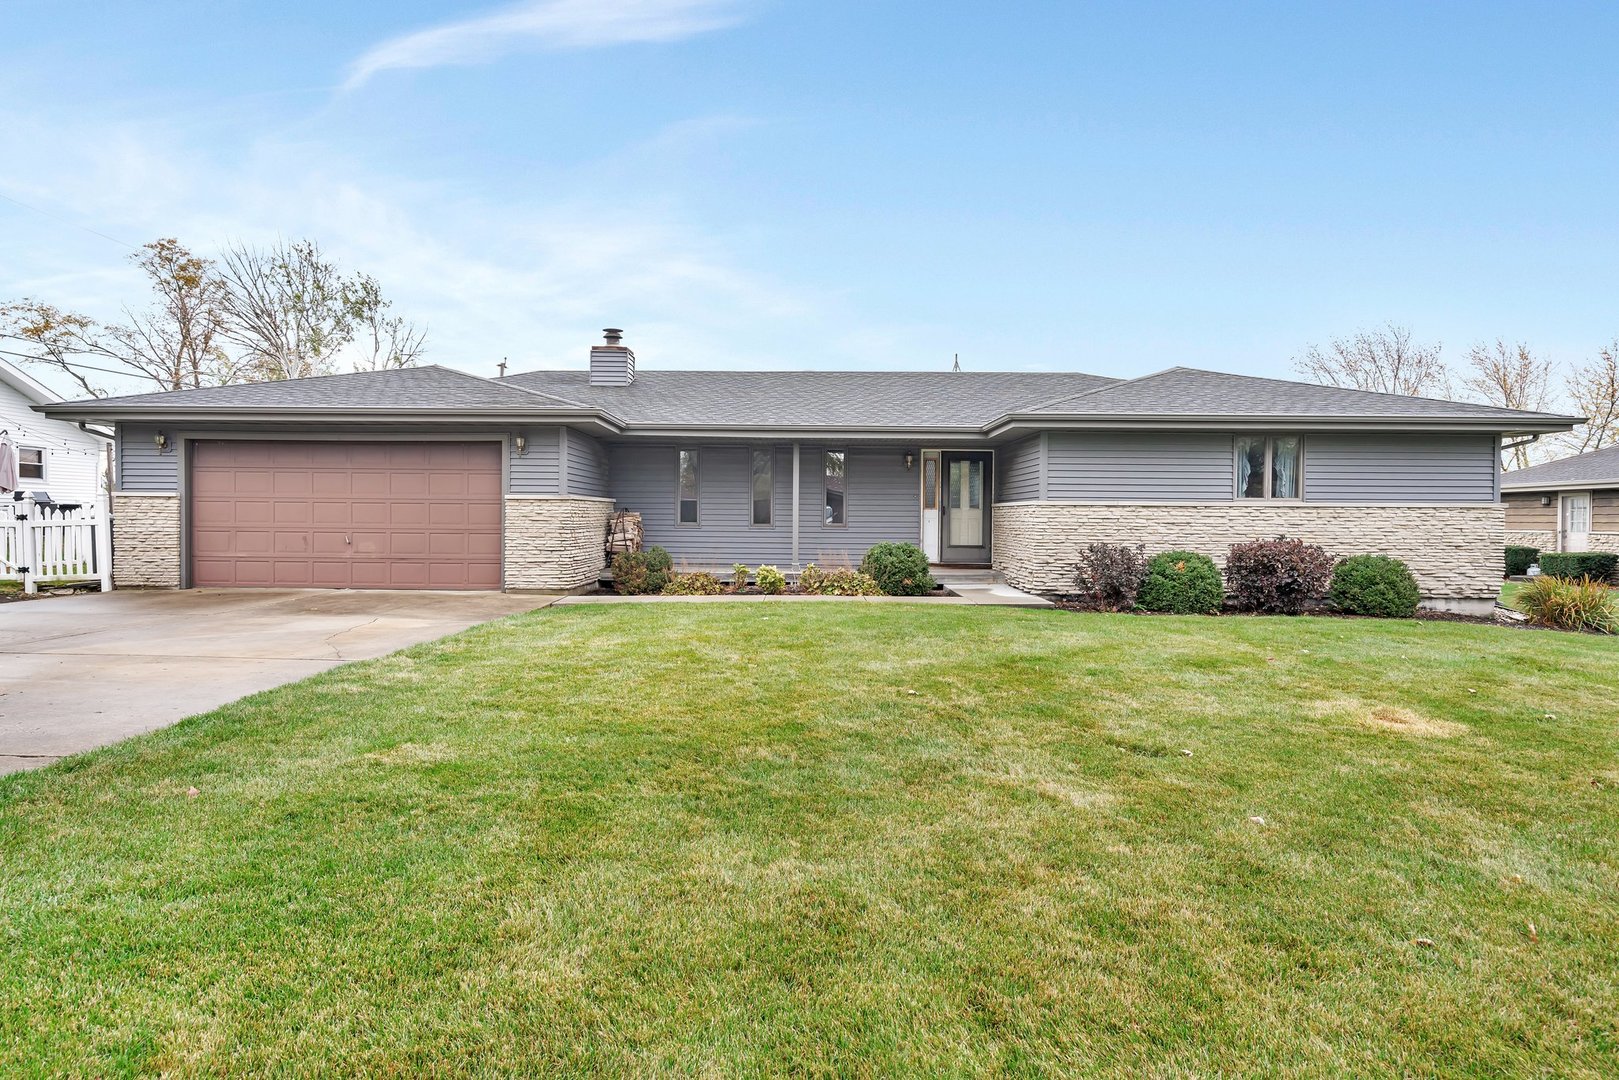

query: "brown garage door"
left=190, top=441, right=502, bottom=590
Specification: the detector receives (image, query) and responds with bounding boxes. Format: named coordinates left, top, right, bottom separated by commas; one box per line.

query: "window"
left=922, top=452, right=938, bottom=510
left=751, top=449, right=773, bottom=526
left=18, top=447, right=44, bottom=482
left=823, top=450, right=846, bottom=525
left=677, top=449, right=699, bottom=524
left=1237, top=436, right=1301, bottom=499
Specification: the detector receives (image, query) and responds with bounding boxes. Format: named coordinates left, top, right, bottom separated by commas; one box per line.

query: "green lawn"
left=1499, top=580, right=1525, bottom=608
left=3, top=606, right=1617, bottom=1076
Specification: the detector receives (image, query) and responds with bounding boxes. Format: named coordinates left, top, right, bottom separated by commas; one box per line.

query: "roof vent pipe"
left=589, top=328, right=635, bottom=385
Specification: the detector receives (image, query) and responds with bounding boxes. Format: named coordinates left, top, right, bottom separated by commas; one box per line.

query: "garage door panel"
left=189, top=440, right=502, bottom=591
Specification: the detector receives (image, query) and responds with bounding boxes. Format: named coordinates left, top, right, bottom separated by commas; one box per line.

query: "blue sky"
left=2, top=1, right=1616, bottom=393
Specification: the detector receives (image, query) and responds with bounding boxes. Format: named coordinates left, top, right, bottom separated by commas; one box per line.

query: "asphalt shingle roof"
left=1025, top=367, right=1575, bottom=421
left=43, top=361, right=1579, bottom=432
left=498, top=370, right=1119, bottom=427
left=73, top=365, right=572, bottom=411
left=1501, top=443, right=1619, bottom=488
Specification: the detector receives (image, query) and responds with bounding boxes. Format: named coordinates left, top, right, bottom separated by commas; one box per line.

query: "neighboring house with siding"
left=39, top=329, right=1578, bottom=612
left=1501, top=444, right=1619, bottom=556
left=0, top=357, right=107, bottom=505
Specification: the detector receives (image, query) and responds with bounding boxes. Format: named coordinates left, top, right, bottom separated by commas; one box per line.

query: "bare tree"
left=345, top=273, right=426, bottom=371
left=1292, top=323, right=1450, bottom=398
left=1460, top=339, right=1555, bottom=469
left=219, top=239, right=355, bottom=381
left=1562, top=342, right=1619, bottom=455
left=0, top=239, right=233, bottom=396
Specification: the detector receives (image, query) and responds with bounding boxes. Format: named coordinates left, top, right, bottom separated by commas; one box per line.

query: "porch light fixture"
left=904, top=451, right=914, bottom=471
left=514, top=434, right=527, bottom=456
left=1541, top=495, right=1553, bottom=506
left=154, top=431, right=169, bottom=452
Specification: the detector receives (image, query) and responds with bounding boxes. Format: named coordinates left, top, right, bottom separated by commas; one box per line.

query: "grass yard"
left=3, top=605, right=1617, bottom=1076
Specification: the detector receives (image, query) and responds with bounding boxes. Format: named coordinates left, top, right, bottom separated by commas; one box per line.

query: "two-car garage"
left=188, top=441, right=503, bottom=590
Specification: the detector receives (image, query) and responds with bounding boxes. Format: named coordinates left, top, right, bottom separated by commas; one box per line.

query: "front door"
left=940, top=452, right=992, bottom=564
left=1562, top=492, right=1592, bottom=552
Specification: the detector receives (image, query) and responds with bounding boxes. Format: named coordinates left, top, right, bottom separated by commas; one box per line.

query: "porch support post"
left=791, top=442, right=800, bottom=572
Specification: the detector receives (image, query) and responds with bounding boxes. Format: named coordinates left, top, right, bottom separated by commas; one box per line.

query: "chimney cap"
left=602, top=328, right=624, bottom=346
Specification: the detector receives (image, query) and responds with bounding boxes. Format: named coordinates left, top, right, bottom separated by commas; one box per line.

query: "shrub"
left=1073, top=543, right=1148, bottom=611
left=1537, top=552, right=1618, bottom=582
left=662, top=571, right=725, bottom=596
left=1137, top=550, right=1223, bottom=614
left=1504, top=544, right=1539, bottom=577
left=1517, top=574, right=1618, bottom=633
left=860, top=542, right=936, bottom=596
left=1226, top=538, right=1335, bottom=614
left=611, top=548, right=672, bottom=595
left=731, top=563, right=751, bottom=590
left=1329, top=555, right=1421, bottom=618
left=755, top=565, right=786, bottom=594
left=799, top=565, right=881, bottom=596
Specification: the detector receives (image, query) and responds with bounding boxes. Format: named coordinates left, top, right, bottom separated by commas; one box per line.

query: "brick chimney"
left=588, top=328, right=635, bottom=385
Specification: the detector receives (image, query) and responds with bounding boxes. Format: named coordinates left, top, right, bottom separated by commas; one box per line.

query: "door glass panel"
left=923, top=454, right=938, bottom=509
left=947, top=458, right=984, bottom=547
left=1567, top=495, right=1592, bottom=533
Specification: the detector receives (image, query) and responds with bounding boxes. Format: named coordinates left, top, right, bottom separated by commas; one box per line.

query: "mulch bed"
left=1051, top=599, right=1536, bottom=629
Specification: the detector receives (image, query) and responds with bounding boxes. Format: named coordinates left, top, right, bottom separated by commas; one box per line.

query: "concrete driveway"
left=0, top=589, right=557, bottom=776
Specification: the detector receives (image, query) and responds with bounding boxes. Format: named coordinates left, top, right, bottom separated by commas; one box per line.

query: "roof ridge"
left=440, top=365, right=596, bottom=410
left=1013, top=367, right=1172, bottom=413
left=1164, top=366, right=1573, bottom=417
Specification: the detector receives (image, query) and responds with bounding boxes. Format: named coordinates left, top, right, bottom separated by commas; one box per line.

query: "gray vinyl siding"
left=606, top=443, right=919, bottom=566
left=508, top=427, right=560, bottom=494
left=116, top=423, right=180, bottom=491
left=1303, top=434, right=1498, bottom=503
left=997, top=435, right=1042, bottom=502
left=1044, top=432, right=1236, bottom=501
left=563, top=429, right=610, bottom=497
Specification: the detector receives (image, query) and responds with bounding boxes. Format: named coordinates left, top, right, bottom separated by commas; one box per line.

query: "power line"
left=0, top=189, right=137, bottom=250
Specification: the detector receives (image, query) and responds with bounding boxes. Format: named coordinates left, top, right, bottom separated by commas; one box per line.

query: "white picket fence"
left=0, top=497, right=113, bottom=594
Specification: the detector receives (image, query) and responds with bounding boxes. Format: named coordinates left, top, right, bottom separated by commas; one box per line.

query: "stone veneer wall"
left=111, top=493, right=182, bottom=587
left=1505, top=530, right=1557, bottom=552
left=504, top=497, right=615, bottom=590
left=993, top=501, right=1505, bottom=605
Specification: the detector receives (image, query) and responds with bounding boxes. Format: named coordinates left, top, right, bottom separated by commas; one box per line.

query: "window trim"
left=1235, top=435, right=1304, bottom=501
left=676, top=448, right=700, bottom=526
left=750, top=448, right=774, bottom=528
left=822, top=448, right=847, bottom=528
left=17, top=445, right=45, bottom=483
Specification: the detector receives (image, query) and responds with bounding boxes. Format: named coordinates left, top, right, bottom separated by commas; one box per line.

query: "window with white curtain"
left=1236, top=436, right=1302, bottom=499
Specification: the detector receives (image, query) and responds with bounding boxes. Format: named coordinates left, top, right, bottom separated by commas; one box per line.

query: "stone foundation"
left=110, top=492, right=182, bottom=587
left=992, top=501, right=1505, bottom=610
left=504, top=497, right=615, bottom=590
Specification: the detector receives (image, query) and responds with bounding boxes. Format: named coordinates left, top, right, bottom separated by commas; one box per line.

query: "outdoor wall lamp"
left=904, top=451, right=914, bottom=471
left=514, top=434, right=527, bottom=456
left=1541, top=495, right=1553, bottom=506
left=154, top=431, right=169, bottom=452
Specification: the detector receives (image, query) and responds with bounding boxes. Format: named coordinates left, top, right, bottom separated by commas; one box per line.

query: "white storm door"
left=947, top=458, right=984, bottom=547
left=1562, top=492, right=1592, bottom=552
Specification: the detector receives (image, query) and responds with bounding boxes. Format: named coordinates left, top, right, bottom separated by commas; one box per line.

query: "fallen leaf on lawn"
left=1526, top=921, right=1539, bottom=942
left=1180, top=749, right=1193, bottom=757
left=1414, top=937, right=1435, bottom=948
left=1248, top=815, right=1266, bottom=825
left=186, top=787, right=199, bottom=798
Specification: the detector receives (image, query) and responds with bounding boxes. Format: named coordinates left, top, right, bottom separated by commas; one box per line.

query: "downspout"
left=791, top=442, right=800, bottom=573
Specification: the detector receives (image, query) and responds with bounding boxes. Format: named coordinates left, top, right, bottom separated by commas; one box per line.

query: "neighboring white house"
left=0, top=357, right=108, bottom=505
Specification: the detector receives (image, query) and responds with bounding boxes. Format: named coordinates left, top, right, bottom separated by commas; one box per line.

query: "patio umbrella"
left=0, top=434, right=16, bottom=493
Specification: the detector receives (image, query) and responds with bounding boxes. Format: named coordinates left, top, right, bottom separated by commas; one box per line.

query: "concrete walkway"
left=0, top=589, right=556, bottom=775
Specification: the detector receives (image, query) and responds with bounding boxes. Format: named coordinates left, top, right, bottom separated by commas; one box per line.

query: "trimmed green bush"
left=1504, top=545, right=1539, bottom=577
left=1329, top=555, right=1421, bottom=618
left=1137, top=550, right=1223, bottom=614
left=731, top=563, right=751, bottom=589
left=1517, top=574, right=1618, bottom=633
left=755, top=565, right=786, bottom=594
left=860, top=542, right=936, bottom=596
left=1537, top=552, right=1618, bottom=582
left=662, top=571, right=724, bottom=596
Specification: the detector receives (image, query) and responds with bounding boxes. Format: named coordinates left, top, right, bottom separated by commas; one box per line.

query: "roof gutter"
left=34, top=403, right=626, bottom=434
left=984, top=413, right=1584, bottom=439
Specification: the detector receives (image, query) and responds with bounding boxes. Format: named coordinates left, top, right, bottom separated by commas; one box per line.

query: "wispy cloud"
left=343, top=0, right=750, bottom=90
